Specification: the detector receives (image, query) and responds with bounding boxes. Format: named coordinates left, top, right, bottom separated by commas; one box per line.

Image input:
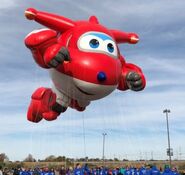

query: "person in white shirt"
left=0, top=166, right=3, bottom=175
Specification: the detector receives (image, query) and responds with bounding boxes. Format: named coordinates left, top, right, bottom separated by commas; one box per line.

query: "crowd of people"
left=69, top=164, right=180, bottom=175
left=0, top=164, right=182, bottom=175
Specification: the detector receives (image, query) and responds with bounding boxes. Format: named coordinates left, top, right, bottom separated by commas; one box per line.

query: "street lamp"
left=102, top=133, right=107, bottom=164
left=163, top=109, right=173, bottom=167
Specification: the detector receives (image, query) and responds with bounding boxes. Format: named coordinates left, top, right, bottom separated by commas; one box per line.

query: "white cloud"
left=0, top=0, right=17, bottom=10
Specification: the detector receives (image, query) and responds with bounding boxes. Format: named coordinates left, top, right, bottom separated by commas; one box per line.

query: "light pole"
left=102, top=133, right=107, bottom=164
left=163, top=109, right=172, bottom=167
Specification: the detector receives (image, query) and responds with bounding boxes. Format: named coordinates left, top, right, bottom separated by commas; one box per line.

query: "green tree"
left=23, top=154, right=36, bottom=162
left=45, top=155, right=56, bottom=162
left=0, top=153, right=9, bottom=162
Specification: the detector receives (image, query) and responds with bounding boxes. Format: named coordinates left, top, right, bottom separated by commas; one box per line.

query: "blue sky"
left=0, top=0, right=185, bottom=161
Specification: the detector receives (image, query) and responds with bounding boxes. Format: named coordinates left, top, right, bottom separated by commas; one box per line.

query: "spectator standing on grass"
left=21, top=168, right=32, bottom=175
left=59, top=167, right=65, bottom=175
left=92, top=168, right=99, bottom=175
left=119, top=167, right=125, bottom=175
left=99, top=166, right=106, bottom=175
left=3, top=168, right=10, bottom=175
left=162, top=165, right=172, bottom=175
left=82, top=164, right=91, bottom=175
left=29, top=169, right=33, bottom=175
left=171, top=168, right=179, bottom=175
left=125, top=166, right=131, bottom=175
left=19, top=168, right=24, bottom=175
left=42, top=168, right=52, bottom=175
left=0, top=166, right=3, bottom=175
left=108, top=169, right=113, bottom=175
left=130, top=167, right=137, bottom=175
left=159, top=167, right=162, bottom=174
left=135, top=167, right=140, bottom=175
left=145, top=165, right=151, bottom=175
left=112, top=168, right=120, bottom=175
left=66, top=167, right=73, bottom=175
left=105, top=167, right=109, bottom=175
left=92, top=168, right=96, bottom=175
left=97, top=167, right=101, bottom=175
left=13, top=168, right=20, bottom=175
left=28, top=169, right=33, bottom=175
left=151, top=166, right=160, bottom=175
left=182, top=170, right=185, bottom=175
left=50, top=169, right=55, bottom=175
left=139, top=166, right=147, bottom=175
left=74, top=164, right=83, bottom=175
left=40, top=168, right=45, bottom=175
left=32, top=168, right=41, bottom=175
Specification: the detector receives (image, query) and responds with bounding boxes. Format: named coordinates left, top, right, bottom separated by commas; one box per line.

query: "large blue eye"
left=107, top=43, right=114, bottom=53
left=89, top=39, right=99, bottom=48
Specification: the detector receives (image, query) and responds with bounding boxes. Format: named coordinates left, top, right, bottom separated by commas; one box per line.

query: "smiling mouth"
left=75, top=85, right=95, bottom=95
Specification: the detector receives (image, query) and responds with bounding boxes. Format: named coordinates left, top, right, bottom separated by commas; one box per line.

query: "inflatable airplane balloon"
left=24, top=8, right=146, bottom=123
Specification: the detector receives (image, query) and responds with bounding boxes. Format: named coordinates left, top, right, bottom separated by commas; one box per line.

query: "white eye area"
left=77, top=32, right=118, bottom=58
left=78, top=35, right=104, bottom=51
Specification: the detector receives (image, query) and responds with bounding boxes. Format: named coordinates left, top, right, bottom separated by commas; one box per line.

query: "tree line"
left=0, top=153, right=128, bottom=163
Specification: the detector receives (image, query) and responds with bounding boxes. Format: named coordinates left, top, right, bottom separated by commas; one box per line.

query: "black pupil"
left=90, top=39, right=99, bottom=45
left=108, top=43, right=113, bottom=49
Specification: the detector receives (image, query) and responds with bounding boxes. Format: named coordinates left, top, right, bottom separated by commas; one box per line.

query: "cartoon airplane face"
left=24, top=8, right=146, bottom=123
left=77, top=31, right=118, bottom=58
